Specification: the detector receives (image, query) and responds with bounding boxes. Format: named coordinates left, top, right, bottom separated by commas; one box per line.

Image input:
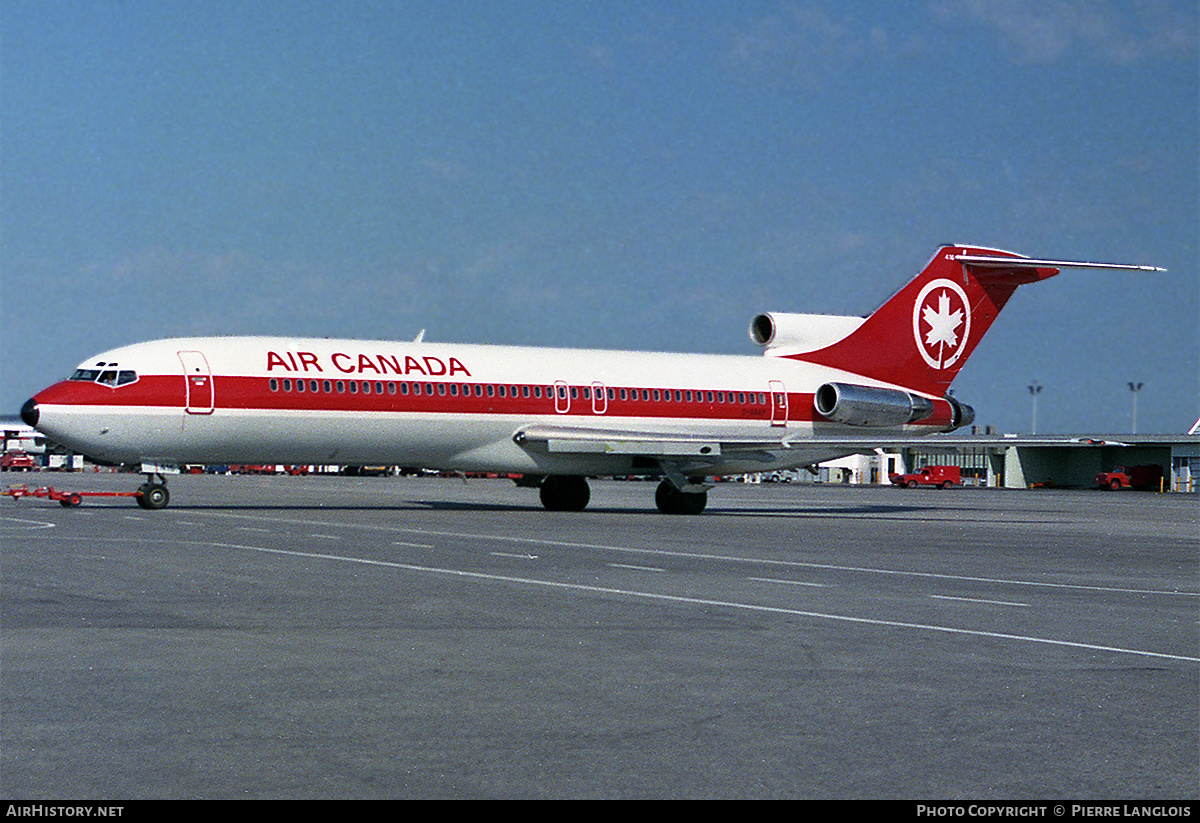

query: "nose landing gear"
left=136, top=474, right=170, bottom=509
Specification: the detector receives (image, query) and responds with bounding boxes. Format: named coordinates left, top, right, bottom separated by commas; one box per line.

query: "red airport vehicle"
left=1, top=451, right=36, bottom=470
left=1095, top=465, right=1163, bottom=491
left=4, top=484, right=161, bottom=508
left=889, top=464, right=961, bottom=489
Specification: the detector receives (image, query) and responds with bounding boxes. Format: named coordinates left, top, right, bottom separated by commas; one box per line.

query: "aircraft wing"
left=512, top=425, right=774, bottom=458
left=512, top=425, right=1129, bottom=459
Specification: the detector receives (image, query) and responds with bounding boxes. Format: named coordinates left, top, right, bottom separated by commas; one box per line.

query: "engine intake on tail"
left=814, top=382, right=935, bottom=428
left=749, top=312, right=865, bottom=354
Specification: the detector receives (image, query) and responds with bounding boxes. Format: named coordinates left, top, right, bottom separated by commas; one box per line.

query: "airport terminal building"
left=827, top=433, right=1200, bottom=492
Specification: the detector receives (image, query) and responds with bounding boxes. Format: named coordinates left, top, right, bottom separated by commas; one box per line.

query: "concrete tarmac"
left=2, top=473, right=1196, bottom=799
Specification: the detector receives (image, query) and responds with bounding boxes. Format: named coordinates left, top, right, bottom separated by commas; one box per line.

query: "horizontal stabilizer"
left=951, top=254, right=1165, bottom=272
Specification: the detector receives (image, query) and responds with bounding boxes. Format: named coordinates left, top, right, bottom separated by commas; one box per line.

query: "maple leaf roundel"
left=911, top=279, right=971, bottom=370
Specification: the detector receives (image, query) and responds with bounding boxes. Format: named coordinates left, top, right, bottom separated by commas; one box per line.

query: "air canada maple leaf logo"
left=912, top=279, right=971, bottom=370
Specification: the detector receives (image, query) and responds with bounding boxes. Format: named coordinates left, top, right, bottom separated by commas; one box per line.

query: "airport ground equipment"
left=4, top=484, right=151, bottom=508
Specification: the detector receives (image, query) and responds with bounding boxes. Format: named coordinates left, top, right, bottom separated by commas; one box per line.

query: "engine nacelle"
left=814, top=382, right=935, bottom=428
left=749, top=312, right=865, bottom=354
left=945, top=394, right=976, bottom=430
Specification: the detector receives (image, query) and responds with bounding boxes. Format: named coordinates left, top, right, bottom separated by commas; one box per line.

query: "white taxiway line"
left=749, top=576, right=829, bottom=588
left=211, top=540, right=1200, bottom=665
left=0, top=516, right=56, bottom=530
left=202, top=512, right=1199, bottom=599
left=931, top=594, right=1029, bottom=607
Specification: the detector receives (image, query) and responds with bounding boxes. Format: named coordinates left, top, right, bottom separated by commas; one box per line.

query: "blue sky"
left=2, top=1, right=1196, bottom=433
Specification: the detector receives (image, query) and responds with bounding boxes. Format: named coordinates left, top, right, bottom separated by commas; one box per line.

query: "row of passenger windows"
left=268, top=378, right=768, bottom=405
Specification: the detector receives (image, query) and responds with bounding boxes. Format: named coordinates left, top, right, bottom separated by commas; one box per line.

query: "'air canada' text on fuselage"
left=265, top=350, right=472, bottom=377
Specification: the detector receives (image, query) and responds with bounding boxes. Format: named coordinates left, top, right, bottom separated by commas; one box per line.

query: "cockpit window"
left=69, top=368, right=137, bottom=386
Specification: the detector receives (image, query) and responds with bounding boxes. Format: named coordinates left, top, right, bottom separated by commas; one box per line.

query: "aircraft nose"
left=21, top=397, right=39, bottom=428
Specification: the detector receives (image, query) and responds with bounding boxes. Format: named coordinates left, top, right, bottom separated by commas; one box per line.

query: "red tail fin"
left=786, top=245, right=1060, bottom=396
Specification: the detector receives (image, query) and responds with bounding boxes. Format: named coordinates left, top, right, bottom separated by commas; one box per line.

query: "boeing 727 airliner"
left=20, top=245, right=1160, bottom=513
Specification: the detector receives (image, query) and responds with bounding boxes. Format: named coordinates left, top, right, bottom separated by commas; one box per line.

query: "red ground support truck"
left=1, top=451, right=36, bottom=470
left=1095, top=465, right=1163, bottom=491
left=889, top=465, right=961, bottom=489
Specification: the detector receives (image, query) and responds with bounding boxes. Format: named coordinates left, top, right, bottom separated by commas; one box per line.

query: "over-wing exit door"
left=178, top=351, right=214, bottom=414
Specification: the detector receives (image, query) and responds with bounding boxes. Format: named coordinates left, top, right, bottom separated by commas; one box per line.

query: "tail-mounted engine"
left=814, top=382, right=976, bottom=430
left=749, top=312, right=865, bottom=355
left=944, top=393, right=975, bottom=430
left=814, top=382, right=933, bottom=427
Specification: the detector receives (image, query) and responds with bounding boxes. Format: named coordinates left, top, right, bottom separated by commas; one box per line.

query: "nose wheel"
left=136, top=475, right=170, bottom=509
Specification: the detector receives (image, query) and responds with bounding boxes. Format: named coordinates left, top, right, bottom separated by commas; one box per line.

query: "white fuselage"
left=30, top=335, right=950, bottom=476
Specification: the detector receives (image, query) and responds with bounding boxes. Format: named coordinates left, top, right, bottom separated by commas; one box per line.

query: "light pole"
left=1128, top=382, right=1143, bottom=434
left=1028, top=381, right=1042, bottom=434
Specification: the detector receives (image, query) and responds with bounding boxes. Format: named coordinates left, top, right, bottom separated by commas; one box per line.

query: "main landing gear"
left=136, top=474, right=170, bottom=510
left=654, top=479, right=708, bottom=515
left=538, top=474, right=590, bottom=511
left=534, top=474, right=708, bottom=515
